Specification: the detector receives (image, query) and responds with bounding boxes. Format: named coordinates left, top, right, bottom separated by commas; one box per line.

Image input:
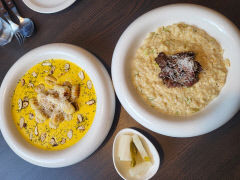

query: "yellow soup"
left=11, top=59, right=97, bottom=150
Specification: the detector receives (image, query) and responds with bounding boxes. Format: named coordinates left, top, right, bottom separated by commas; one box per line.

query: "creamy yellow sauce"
left=132, top=23, right=229, bottom=116
left=11, top=59, right=96, bottom=150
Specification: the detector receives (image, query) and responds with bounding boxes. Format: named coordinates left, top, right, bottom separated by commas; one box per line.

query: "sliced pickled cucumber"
left=118, top=135, right=132, bottom=161
left=130, top=141, right=138, bottom=167
left=132, top=134, right=150, bottom=161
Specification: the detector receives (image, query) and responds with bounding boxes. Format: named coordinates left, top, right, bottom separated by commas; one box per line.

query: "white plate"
left=111, top=4, right=240, bottom=137
left=23, top=0, right=76, bottom=13
left=0, top=43, right=115, bottom=167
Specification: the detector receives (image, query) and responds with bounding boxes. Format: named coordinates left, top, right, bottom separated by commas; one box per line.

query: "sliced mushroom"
left=78, top=125, right=85, bottom=131
left=21, top=79, right=25, bottom=86
left=87, top=80, right=92, bottom=89
left=50, top=138, right=57, bottom=146
left=60, top=138, right=66, bottom=144
left=18, top=99, right=22, bottom=110
left=22, top=101, right=29, bottom=108
left=35, top=126, right=38, bottom=136
left=32, top=72, right=38, bottom=77
left=64, top=63, right=70, bottom=71
left=41, top=133, right=46, bottom=142
left=77, top=114, right=83, bottom=123
left=42, top=62, right=52, bottom=66
left=78, top=71, right=85, bottom=80
left=19, top=117, right=24, bottom=128
left=67, top=130, right=73, bottom=139
left=86, top=99, right=95, bottom=105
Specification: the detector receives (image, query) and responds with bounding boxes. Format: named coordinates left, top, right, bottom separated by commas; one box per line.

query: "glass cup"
left=0, top=17, right=13, bottom=46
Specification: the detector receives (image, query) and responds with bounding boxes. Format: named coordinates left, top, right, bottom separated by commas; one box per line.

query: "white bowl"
left=111, top=4, right=240, bottom=137
left=0, top=43, right=115, bottom=167
left=112, top=128, right=160, bottom=180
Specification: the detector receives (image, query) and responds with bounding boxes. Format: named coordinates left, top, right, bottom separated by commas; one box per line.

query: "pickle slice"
left=130, top=141, right=138, bottom=167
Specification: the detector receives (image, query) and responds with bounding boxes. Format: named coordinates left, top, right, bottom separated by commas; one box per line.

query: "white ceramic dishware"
left=0, top=43, right=115, bottom=167
left=23, top=0, right=76, bottom=14
left=111, top=4, right=240, bottom=137
left=113, top=128, right=160, bottom=180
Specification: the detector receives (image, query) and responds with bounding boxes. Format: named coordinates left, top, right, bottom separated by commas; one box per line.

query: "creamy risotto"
left=132, top=23, right=229, bottom=116
left=11, top=59, right=96, bottom=150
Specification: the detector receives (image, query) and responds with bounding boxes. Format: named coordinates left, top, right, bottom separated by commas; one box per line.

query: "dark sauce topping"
left=155, top=52, right=202, bottom=87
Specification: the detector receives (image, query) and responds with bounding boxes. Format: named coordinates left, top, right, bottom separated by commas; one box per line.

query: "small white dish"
left=111, top=4, right=240, bottom=137
left=112, top=128, right=160, bottom=180
left=0, top=43, right=115, bottom=167
left=23, top=0, right=76, bottom=14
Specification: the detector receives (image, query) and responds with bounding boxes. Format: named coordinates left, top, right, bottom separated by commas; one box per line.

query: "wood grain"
left=0, top=0, right=239, bottom=179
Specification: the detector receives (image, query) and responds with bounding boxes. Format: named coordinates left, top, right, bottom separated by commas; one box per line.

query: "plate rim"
left=22, top=0, right=76, bottom=14
left=0, top=43, right=115, bottom=167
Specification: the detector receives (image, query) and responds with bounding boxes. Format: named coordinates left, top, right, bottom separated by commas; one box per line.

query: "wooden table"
left=0, top=0, right=239, bottom=179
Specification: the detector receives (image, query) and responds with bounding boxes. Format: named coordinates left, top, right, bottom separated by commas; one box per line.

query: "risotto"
left=132, top=23, right=229, bottom=116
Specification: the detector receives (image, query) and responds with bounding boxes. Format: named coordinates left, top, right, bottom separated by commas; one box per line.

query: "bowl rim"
left=111, top=3, right=240, bottom=137
left=0, top=43, right=115, bottom=167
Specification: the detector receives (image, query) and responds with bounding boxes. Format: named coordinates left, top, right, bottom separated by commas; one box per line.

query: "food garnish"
left=77, top=125, right=85, bottom=131
left=21, top=79, right=25, bottom=86
left=42, top=62, right=52, bottom=66
left=86, top=99, right=95, bottom=105
left=78, top=71, right=85, bottom=80
left=67, top=129, right=73, bottom=139
left=155, top=52, right=202, bottom=87
left=19, top=117, right=25, bottom=128
left=87, top=80, right=92, bottom=89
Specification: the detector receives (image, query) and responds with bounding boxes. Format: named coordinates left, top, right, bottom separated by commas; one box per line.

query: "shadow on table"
left=131, top=127, right=164, bottom=166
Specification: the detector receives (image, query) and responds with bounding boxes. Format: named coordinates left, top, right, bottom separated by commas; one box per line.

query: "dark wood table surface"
left=0, top=0, right=239, bottom=179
